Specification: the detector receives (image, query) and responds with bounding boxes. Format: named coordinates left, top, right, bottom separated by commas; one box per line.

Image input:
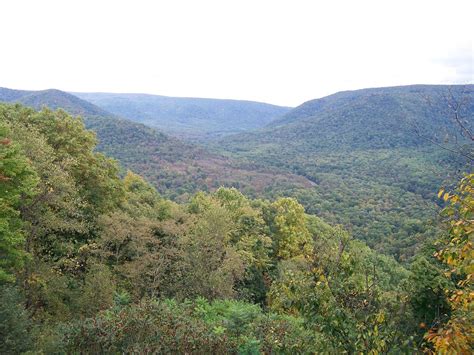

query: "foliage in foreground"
left=52, top=298, right=322, bottom=354
left=0, top=103, right=471, bottom=353
left=426, top=174, right=474, bottom=353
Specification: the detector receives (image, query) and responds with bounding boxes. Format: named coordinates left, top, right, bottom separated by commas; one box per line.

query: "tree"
left=0, top=286, right=34, bottom=353
left=122, top=170, right=171, bottom=220
left=78, top=263, right=116, bottom=317
left=97, top=211, right=158, bottom=299
left=408, top=256, right=452, bottom=343
left=0, top=104, right=125, bottom=320
left=213, top=188, right=273, bottom=303
left=264, top=197, right=312, bottom=260
left=178, top=198, right=245, bottom=300
left=3, top=105, right=124, bottom=214
left=0, top=121, right=38, bottom=282
left=410, top=85, right=473, bottom=163
left=426, top=173, right=474, bottom=353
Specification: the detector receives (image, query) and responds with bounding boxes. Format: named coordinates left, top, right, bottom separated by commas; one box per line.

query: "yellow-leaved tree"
left=426, top=173, right=473, bottom=353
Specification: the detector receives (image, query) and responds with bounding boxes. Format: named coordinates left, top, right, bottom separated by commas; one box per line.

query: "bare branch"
left=410, top=86, right=474, bottom=162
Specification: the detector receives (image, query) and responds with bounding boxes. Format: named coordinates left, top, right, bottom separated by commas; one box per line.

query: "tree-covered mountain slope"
left=0, top=87, right=311, bottom=199
left=213, top=85, right=474, bottom=258
left=0, top=87, right=113, bottom=118
left=2, top=85, right=471, bottom=258
left=6, top=102, right=464, bottom=353
left=269, top=85, right=472, bottom=129
left=86, top=114, right=314, bottom=200
left=72, top=91, right=291, bottom=139
left=228, top=85, right=474, bottom=150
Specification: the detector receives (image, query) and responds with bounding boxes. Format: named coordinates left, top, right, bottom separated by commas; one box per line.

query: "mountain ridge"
left=72, top=91, right=292, bottom=139
left=0, top=87, right=312, bottom=199
left=2, top=84, right=472, bottom=257
left=0, top=87, right=114, bottom=118
left=212, top=84, right=473, bottom=257
left=268, top=84, right=474, bottom=128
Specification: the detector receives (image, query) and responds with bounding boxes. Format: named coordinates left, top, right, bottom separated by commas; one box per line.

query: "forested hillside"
left=0, top=87, right=113, bottom=118
left=2, top=103, right=471, bottom=353
left=214, top=85, right=474, bottom=258
left=87, top=116, right=313, bottom=200
left=0, top=88, right=312, bottom=200
left=2, top=86, right=472, bottom=259
left=73, top=92, right=291, bottom=139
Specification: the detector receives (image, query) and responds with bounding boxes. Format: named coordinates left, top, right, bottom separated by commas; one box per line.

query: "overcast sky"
left=0, top=0, right=472, bottom=106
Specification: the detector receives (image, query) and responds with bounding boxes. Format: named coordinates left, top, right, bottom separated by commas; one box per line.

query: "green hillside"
left=230, top=85, right=474, bottom=150
left=2, top=85, right=472, bottom=258
left=0, top=87, right=113, bottom=118
left=0, top=87, right=310, bottom=199
left=0, top=95, right=474, bottom=354
left=72, top=92, right=291, bottom=139
left=86, top=115, right=313, bottom=200
left=4, top=102, right=469, bottom=353
left=213, top=85, right=474, bottom=258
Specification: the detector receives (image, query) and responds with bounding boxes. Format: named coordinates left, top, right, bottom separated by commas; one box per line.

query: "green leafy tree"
left=426, top=174, right=474, bottom=353
left=97, top=211, right=159, bottom=299
left=264, top=197, right=312, bottom=260
left=0, top=122, right=38, bottom=282
left=178, top=199, right=245, bottom=300
left=0, top=286, right=34, bottom=353
left=408, top=256, right=452, bottom=343
left=122, top=170, right=171, bottom=220
left=213, top=188, right=272, bottom=303
left=269, top=219, right=413, bottom=353
left=78, top=263, right=116, bottom=317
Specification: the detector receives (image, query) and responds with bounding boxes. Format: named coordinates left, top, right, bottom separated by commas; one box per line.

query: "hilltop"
left=0, top=87, right=112, bottom=118
left=72, top=91, right=291, bottom=139
left=0, top=87, right=311, bottom=199
left=213, top=84, right=474, bottom=257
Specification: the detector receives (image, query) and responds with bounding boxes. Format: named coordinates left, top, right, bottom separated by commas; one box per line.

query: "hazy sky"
left=0, top=0, right=472, bottom=106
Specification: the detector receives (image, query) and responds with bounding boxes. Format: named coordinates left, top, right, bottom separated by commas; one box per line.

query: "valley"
left=72, top=91, right=291, bottom=140
left=1, top=84, right=472, bottom=354
left=3, top=85, right=470, bottom=258
left=2, top=1, right=472, bottom=352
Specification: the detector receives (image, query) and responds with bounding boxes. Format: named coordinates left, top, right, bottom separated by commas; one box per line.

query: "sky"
left=0, top=0, right=472, bottom=106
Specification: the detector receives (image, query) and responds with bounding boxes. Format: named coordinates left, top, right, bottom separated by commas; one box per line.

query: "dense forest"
left=212, top=85, right=474, bottom=259
left=2, top=86, right=472, bottom=262
left=0, top=87, right=312, bottom=201
left=1, top=102, right=472, bottom=353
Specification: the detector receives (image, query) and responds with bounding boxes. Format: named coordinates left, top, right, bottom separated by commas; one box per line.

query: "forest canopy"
left=0, top=103, right=472, bottom=353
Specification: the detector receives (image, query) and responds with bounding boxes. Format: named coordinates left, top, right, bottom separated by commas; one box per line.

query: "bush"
left=57, top=298, right=325, bottom=353
left=0, top=286, right=34, bottom=353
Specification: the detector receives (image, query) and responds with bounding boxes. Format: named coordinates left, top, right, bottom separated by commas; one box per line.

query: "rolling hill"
left=213, top=85, right=474, bottom=258
left=72, top=92, right=291, bottom=139
left=228, top=85, right=474, bottom=151
left=0, top=87, right=113, bottom=118
left=0, top=87, right=312, bottom=199
left=3, top=85, right=472, bottom=258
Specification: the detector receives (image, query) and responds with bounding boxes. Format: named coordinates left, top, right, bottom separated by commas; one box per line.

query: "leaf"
left=438, top=189, right=445, bottom=199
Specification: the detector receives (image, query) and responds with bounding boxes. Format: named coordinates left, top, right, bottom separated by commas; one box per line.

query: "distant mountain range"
left=0, top=87, right=113, bottom=118
left=0, top=87, right=311, bottom=199
left=2, top=84, right=472, bottom=258
left=71, top=92, right=291, bottom=139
